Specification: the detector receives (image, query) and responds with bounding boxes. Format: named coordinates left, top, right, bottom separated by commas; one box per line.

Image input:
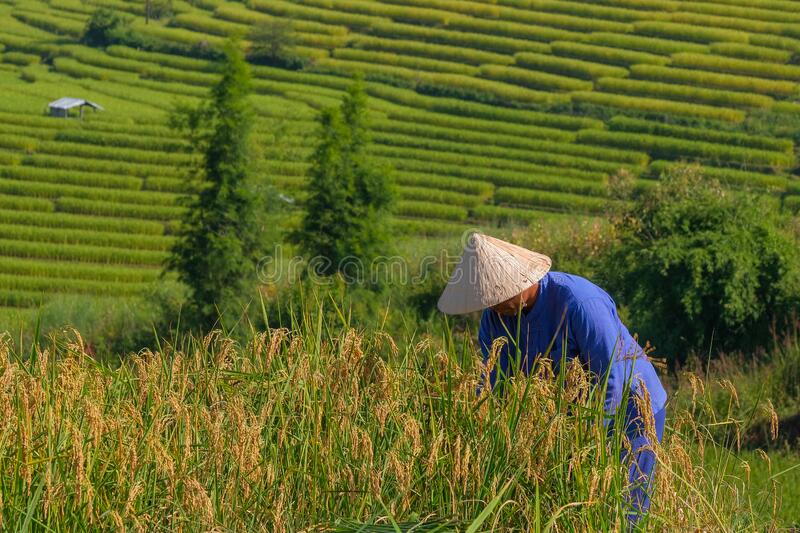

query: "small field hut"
left=48, top=97, right=104, bottom=119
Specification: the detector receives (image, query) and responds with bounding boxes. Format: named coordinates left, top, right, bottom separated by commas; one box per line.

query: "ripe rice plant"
left=0, top=193, right=54, bottom=213
left=709, top=42, right=792, bottom=63
left=380, top=109, right=576, bottom=142
left=581, top=31, right=710, bottom=55
left=0, top=289, right=45, bottom=307
left=648, top=160, right=789, bottom=191
left=398, top=186, right=482, bottom=207
left=749, top=34, right=800, bottom=53
left=0, top=178, right=181, bottom=207
left=473, top=204, right=583, bottom=225
left=550, top=40, right=669, bottom=66
left=0, top=314, right=784, bottom=529
left=0, top=166, right=142, bottom=190
left=22, top=154, right=183, bottom=179
left=670, top=52, right=800, bottom=81
left=332, top=49, right=478, bottom=76
left=55, top=197, right=185, bottom=221
left=106, top=45, right=216, bottom=73
left=632, top=20, right=749, bottom=43
left=373, top=119, right=573, bottom=153
left=595, top=77, right=774, bottom=108
left=349, top=35, right=515, bottom=66
left=577, top=130, right=796, bottom=169
left=0, top=255, right=159, bottom=283
left=0, top=273, right=150, bottom=296
left=0, top=223, right=174, bottom=251
left=367, top=19, right=550, bottom=54
left=513, top=51, right=628, bottom=80
left=487, top=172, right=608, bottom=196
left=11, top=10, right=85, bottom=38
left=570, top=91, right=746, bottom=122
left=629, top=64, right=798, bottom=97
left=389, top=216, right=469, bottom=235
left=448, top=16, right=584, bottom=43
left=667, top=11, right=784, bottom=34
left=388, top=157, right=607, bottom=185
left=213, top=2, right=349, bottom=35
left=0, top=208, right=165, bottom=235
left=494, top=186, right=618, bottom=213
left=679, top=0, right=800, bottom=23
left=393, top=172, right=494, bottom=197
left=1, top=51, right=39, bottom=66
left=0, top=238, right=165, bottom=265
left=479, top=64, right=593, bottom=92
left=54, top=129, right=189, bottom=152
left=35, top=141, right=194, bottom=167
left=608, top=116, right=794, bottom=153
left=395, top=200, right=469, bottom=221
left=374, top=131, right=647, bottom=166
left=248, top=0, right=389, bottom=30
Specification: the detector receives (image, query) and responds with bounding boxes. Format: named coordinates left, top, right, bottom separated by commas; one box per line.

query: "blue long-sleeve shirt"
left=478, top=271, right=667, bottom=415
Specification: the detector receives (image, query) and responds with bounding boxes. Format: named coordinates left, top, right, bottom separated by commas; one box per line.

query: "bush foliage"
left=601, top=164, right=800, bottom=359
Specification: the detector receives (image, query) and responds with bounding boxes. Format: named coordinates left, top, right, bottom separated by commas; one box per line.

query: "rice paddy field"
left=0, top=0, right=798, bottom=312
left=0, top=309, right=796, bottom=531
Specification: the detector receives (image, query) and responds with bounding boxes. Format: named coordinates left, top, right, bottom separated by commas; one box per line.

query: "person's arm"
left=569, top=297, right=638, bottom=416
left=477, top=311, right=512, bottom=395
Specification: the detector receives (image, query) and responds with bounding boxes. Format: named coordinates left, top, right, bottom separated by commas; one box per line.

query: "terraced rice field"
left=0, top=0, right=799, bottom=309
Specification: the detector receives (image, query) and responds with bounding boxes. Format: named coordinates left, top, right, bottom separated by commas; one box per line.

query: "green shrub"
left=550, top=40, right=669, bottom=66
left=629, top=64, right=798, bottom=97
left=595, top=77, right=774, bottom=108
left=81, top=8, right=134, bottom=47
left=514, top=52, right=628, bottom=80
left=601, top=164, right=800, bottom=358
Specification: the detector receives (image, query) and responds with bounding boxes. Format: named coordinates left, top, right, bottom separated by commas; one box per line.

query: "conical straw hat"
left=437, top=233, right=551, bottom=315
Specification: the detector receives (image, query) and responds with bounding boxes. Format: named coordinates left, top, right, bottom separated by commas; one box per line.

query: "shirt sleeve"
left=477, top=311, right=512, bottom=395
left=568, top=297, right=638, bottom=415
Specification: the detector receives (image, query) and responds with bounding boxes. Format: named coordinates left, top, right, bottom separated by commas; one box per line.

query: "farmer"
left=437, top=232, right=667, bottom=522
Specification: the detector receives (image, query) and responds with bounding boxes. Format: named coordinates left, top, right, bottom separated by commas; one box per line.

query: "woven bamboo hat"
left=437, top=233, right=551, bottom=315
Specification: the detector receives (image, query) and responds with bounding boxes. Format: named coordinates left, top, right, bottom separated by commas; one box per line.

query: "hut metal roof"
left=48, top=97, right=104, bottom=111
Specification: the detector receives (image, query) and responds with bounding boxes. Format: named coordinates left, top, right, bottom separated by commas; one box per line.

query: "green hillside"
left=0, top=0, right=799, bottom=311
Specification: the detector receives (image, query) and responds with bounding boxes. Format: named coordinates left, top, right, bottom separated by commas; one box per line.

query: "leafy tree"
left=81, top=8, right=132, bottom=47
left=293, top=76, right=395, bottom=280
left=167, top=40, right=266, bottom=330
left=601, top=164, right=800, bottom=360
left=247, top=19, right=303, bottom=69
left=145, top=0, right=174, bottom=23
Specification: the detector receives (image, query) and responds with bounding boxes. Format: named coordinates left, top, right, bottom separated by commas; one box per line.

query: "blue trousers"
left=610, top=400, right=666, bottom=523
